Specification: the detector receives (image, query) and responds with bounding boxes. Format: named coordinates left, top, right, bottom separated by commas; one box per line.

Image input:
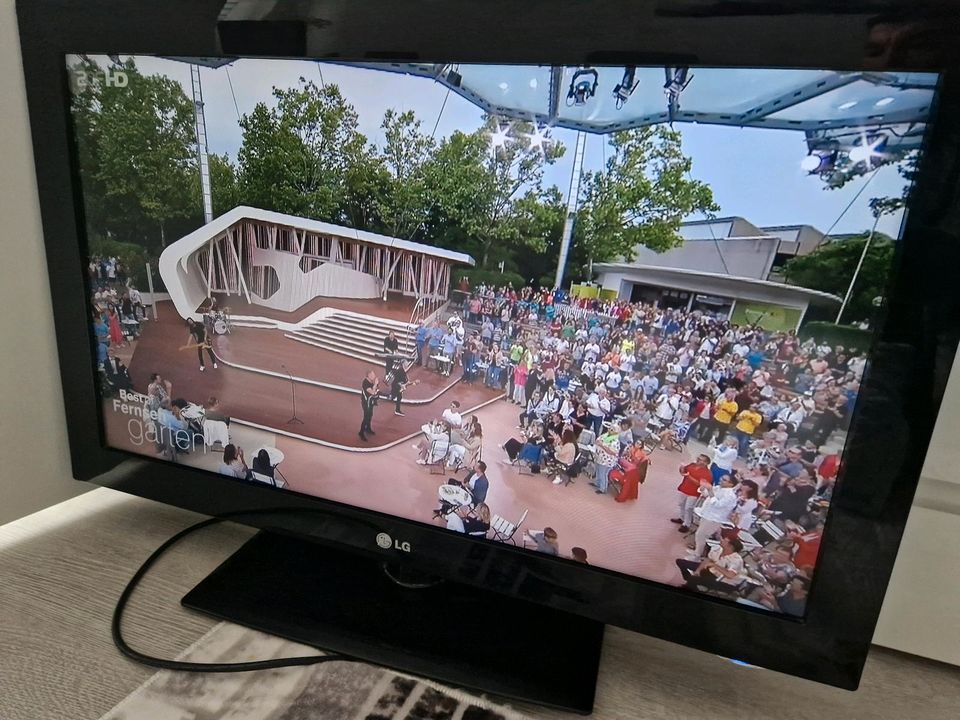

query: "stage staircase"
left=284, top=312, right=419, bottom=366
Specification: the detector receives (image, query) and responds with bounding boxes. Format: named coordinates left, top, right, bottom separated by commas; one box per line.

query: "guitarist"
left=359, top=370, right=379, bottom=442
left=389, top=362, right=412, bottom=417
left=186, top=318, right=217, bottom=372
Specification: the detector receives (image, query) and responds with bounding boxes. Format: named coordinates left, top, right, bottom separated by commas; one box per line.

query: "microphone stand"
left=281, top=364, right=303, bottom=425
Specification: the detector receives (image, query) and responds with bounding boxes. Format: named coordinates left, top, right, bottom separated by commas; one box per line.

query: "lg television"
left=17, top=0, right=960, bottom=713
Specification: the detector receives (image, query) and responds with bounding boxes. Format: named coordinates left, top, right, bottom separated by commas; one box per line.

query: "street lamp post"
left=836, top=213, right=882, bottom=324
left=554, top=130, right=586, bottom=290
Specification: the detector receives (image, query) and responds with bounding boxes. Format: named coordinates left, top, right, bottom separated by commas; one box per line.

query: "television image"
left=18, top=0, right=960, bottom=711
left=72, top=56, right=934, bottom=618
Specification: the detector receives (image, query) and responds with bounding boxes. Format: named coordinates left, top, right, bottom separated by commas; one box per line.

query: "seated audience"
left=462, top=503, right=492, bottom=536
left=251, top=449, right=275, bottom=479
left=675, top=536, right=746, bottom=594
left=218, top=443, right=251, bottom=480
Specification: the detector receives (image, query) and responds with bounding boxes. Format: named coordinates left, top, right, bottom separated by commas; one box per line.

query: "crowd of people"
left=431, top=281, right=856, bottom=612
left=88, top=262, right=147, bottom=396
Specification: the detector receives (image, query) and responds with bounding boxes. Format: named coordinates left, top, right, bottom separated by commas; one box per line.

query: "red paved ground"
left=126, top=303, right=501, bottom=449
left=200, top=292, right=417, bottom=323
left=100, top=394, right=699, bottom=586
left=214, top=326, right=457, bottom=402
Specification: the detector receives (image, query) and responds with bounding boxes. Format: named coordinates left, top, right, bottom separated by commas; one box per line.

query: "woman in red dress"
left=107, top=306, right=125, bottom=346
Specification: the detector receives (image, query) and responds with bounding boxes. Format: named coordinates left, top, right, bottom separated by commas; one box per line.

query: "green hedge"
left=798, top=321, right=873, bottom=352
left=452, top=268, right=526, bottom=293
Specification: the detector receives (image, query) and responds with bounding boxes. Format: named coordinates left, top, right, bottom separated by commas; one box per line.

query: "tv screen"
left=69, top=56, right=939, bottom=619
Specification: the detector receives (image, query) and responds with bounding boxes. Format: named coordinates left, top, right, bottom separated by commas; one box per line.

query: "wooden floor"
left=201, top=292, right=418, bottom=324
left=126, top=304, right=500, bottom=449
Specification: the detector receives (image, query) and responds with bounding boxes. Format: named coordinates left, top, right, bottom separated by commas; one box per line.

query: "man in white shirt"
left=584, top=341, right=601, bottom=363
left=776, top=400, right=806, bottom=434
left=654, top=388, right=681, bottom=424
left=605, top=368, right=623, bottom=392
left=640, top=372, right=660, bottom=401
left=693, top=474, right=740, bottom=557
left=733, top=341, right=751, bottom=359
left=441, top=401, right=463, bottom=429
left=586, top=386, right=610, bottom=436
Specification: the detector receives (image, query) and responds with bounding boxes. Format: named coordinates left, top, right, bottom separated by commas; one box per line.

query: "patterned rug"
left=101, top=622, right=529, bottom=720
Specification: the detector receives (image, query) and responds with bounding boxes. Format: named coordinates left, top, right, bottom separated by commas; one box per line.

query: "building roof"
left=593, top=262, right=842, bottom=306
left=166, top=206, right=476, bottom=275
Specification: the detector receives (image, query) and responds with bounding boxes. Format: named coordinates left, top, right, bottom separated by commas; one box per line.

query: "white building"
left=593, top=217, right=838, bottom=331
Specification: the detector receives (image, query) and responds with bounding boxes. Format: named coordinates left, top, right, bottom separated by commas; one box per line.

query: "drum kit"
left=206, top=306, right=232, bottom=335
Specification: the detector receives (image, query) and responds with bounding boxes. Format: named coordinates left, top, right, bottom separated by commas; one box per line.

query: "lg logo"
left=71, top=68, right=129, bottom=92
left=376, top=532, right=411, bottom=553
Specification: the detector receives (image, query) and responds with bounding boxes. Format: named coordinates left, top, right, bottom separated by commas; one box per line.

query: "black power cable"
left=112, top=510, right=362, bottom=673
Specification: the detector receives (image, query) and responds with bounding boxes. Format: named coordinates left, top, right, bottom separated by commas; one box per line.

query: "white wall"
left=0, top=0, right=86, bottom=524
left=1, top=0, right=960, bottom=665
left=248, top=247, right=380, bottom=310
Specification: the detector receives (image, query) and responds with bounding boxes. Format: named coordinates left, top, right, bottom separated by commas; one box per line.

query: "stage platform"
left=199, top=292, right=418, bottom=325
left=214, top=327, right=456, bottom=402
left=126, top=303, right=501, bottom=450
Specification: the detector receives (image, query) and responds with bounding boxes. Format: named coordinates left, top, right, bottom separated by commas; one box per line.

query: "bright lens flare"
left=489, top=123, right=510, bottom=153
left=848, top=133, right=886, bottom=166
left=526, top=125, right=548, bottom=152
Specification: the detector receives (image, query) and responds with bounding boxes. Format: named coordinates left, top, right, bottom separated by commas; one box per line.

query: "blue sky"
left=114, top=57, right=916, bottom=239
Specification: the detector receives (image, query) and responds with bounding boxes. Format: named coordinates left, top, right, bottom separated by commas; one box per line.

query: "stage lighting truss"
left=613, top=66, right=640, bottom=109
left=566, top=67, right=599, bottom=107
left=804, top=122, right=920, bottom=183
left=663, top=66, right=693, bottom=123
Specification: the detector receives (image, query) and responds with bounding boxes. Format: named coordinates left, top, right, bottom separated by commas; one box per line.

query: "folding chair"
left=427, top=438, right=450, bottom=475
left=250, top=470, right=279, bottom=488
left=516, top=444, right=544, bottom=476
left=489, top=509, right=528, bottom=544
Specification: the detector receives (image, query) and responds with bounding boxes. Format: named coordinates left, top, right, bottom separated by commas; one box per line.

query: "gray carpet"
left=101, top=623, right=526, bottom=720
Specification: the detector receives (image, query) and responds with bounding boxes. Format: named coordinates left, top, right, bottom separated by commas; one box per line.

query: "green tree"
left=237, top=79, right=371, bottom=223
left=782, top=231, right=896, bottom=324
left=424, top=118, right=565, bottom=268
left=575, top=126, right=718, bottom=276
left=375, top=109, right=437, bottom=238
left=208, top=153, right=241, bottom=218
left=69, top=57, right=198, bottom=249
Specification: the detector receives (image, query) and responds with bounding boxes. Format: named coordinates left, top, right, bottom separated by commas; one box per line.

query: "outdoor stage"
left=199, top=292, right=418, bottom=324
left=126, top=301, right=501, bottom=450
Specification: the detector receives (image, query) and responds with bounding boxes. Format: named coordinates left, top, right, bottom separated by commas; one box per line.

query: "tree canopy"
left=782, top=231, right=896, bottom=324
left=70, top=58, right=720, bottom=285
left=574, top=126, right=719, bottom=275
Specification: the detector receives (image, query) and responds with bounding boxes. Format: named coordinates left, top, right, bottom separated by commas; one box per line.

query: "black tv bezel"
left=17, top=0, right=960, bottom=690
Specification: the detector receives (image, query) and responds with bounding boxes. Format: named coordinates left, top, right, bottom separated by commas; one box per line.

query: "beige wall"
left=0, top=0, right=86, bottom=523
left=1, top=0, right=959, bottom=664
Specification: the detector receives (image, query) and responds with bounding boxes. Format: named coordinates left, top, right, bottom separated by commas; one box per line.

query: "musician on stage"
left=383, top=331, right=400, bottom=374
left=186, top=318, right=217, bottom=372
left=359, top=369, right=379, bottom=442
left=388, top=362, right=409, bottom=417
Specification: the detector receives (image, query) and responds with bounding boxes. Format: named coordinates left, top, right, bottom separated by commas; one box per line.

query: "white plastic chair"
left=203, top=419, right=229, bottom=448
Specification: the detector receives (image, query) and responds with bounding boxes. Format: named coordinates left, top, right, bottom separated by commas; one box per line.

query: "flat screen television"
left=17, top=0, right=960, bottom=713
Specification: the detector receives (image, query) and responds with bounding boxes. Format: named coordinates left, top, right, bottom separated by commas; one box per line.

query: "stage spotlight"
left=848, top=133, right=888, bottom=166
left=801, top=148, right=838, bottom=174
left=445, top=68, right=463, bottom=88
left=566, top=67, right=599, bottom=107
left=613, top=66, right=639, bottom=109
left=663, top=66, right=693, bottom=123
